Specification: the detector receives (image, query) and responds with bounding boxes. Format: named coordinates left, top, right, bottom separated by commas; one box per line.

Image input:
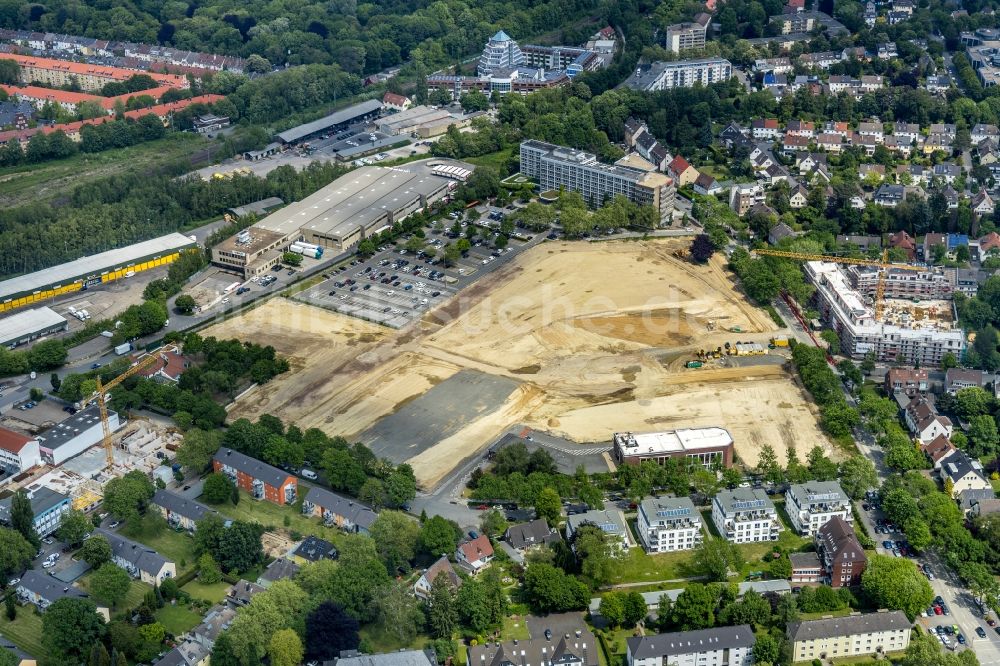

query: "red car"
left=934, top=606, right=943, bottom=615
left=476, top=504, right=488, bottom=511
left=988, top=619, right=996, bottom=627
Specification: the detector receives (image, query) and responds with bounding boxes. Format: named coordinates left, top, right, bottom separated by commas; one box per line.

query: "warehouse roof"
left=627, top=626, right=754, bottom=658
left=787, top=611, right=910, bottom=642
left=276, top=99, right=383, bottom=143
left=0, top=232, right=196, bottom=302
left=0, top=307, right=67, bottom=346
left=37, top=405, right=110, bottom=450
left=255, top=165, right=450, bottom=240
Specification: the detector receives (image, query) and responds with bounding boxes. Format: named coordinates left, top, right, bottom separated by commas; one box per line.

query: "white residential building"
left=785, top=481, right=852, bottom=535
left=787, top=611, right=911, bottom=662
left=712, top=488, right=781, bottom=543
left=636, top=496, right=703, bottom=553
left=0, top=427, right=41, bottom=474
left=627, top=626, right=754, bottom=666
left=566, top=508, right=632, bottom=553
left=623, top=58, right=733, bottom=91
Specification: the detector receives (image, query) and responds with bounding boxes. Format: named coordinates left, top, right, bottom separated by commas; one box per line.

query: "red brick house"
left=212, top=448, right=297, bottom=505
left=816, top=517, right=867, bottom=588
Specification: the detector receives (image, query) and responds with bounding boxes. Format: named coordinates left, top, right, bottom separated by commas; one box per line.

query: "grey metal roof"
left=213, top=447, right=292, bottom=489
left=37, top=405, right=113, bottom=450
left=0, top=487, right=69, bottom=524
left=152, top=489, right=218, bottom=523
left=303, top=486, right=377, bottom=529
left=0, top=307, right=67, bottom=346
left=335, top=649, right=436, bottom=666
left=276, top=99, right=383, bottom=143
left=95, top=527, right=171, bottom=576
left=627, top=625, right=755, bottom=658
left=17, top=570, right=92, bottom=605
left=0, top=232, right=196, bottom=301
left=787, top=611, right=911, bottom=642
left=713, top=488, right=776, bottom=515
left=787, top=480, right=848, bottom=506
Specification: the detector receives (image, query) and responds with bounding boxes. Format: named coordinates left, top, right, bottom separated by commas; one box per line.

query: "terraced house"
left=213, top=447, right=297, bottom=505
left=151, top=489, right=218, bottom=531
left=301, top=486, right=377, bottom=534
left=96, top=528, right=176, bottom=585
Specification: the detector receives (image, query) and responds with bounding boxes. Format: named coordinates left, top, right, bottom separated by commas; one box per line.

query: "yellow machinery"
left=80, top=346, right=176, bottom=470
left=753, top=248, right=927, bottom=320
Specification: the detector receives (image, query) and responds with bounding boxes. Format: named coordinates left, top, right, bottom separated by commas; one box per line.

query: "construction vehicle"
left=753, top=248, right=926, bottom=320
left=770, top=336, right=789, bottom=347
left=686, top=360, right=703, bottom=368
left=79, top=346, right=177, bottom=470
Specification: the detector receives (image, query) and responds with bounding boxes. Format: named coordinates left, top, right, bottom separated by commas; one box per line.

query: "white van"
left=301, top=469, right=318, bottom=480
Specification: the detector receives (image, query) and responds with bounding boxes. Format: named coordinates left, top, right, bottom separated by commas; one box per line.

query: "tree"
left=756, top=444, right=783, bottom=485
left=693, top=538, right=744, bottom=582
left=0, top=528, right=34, bottom=581
left=198, top=552, right=222, bottom=583
left=806, top=445, right=838, bottom=481
left=522, top=563, right=589, bottom=613
left=968, top=414, right=1000, bottom=458
left=90, top=564, right=132, bottom=608
left=269, top=628, right=304, bottom=666
left=89, top=642, right=111, bottom=666
left=479, top=509, right=508, bottom=538
left=370, top=510, right=420, bottom=572
left=573, top=524, right=613, bottom=589
left=419, top=516, right=460, bottom=559
left=56, top=510, right=94, bottom=547
left=374, top=581, right=425, bottom=643
left=203, top=472, right=236, bottom=504
left=282, top=252, right=303, bottom=266
left=690, top=234, right=715, bottom=263
left=225, top=580, right=309, bottom=664
left=138, top=622, right=165, bottom=644
left=599, top=592, right=626, bottom=628
left=860, top=554, right=934, bottom=620
left=429, top=575, right=459, bottom=638
left=671, top=583, right=716, bottom=630
left=4, top=594, right=14, bottom=622
left=174, top=294, right=197, bottom=315
left=838, top=456, right=877, bottom=499
left=102, top=470, right=155, bottom=521
left=385, top=464, right=417, bottom=508
left=9, top=490, right=37, bottom=550
left=81, top=535, right=113, bottom=568
left=305, top=602, right=360, bottom=661
left=176, top=429, right=221, bottom=470
left=43, top=597, right=106, bottom=662
left=535, top=487, right=562, bottom=526
left=752, top=634, right=780, bottom=665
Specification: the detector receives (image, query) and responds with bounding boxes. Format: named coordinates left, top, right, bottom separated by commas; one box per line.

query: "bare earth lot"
left=204, top=240, right=835, bottom=488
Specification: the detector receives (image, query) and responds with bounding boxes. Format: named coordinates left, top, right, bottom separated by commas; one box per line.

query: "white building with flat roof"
left=636, top=496, right=703, bottom=553
left=806, top=261, right=965, bottom=365
left=785, top=481, right=852, bottom=535
left=37, top=405, right=121, bottom=466
left=623, top=58, right=733, bottom=91
left=712, top=488, right=781, bottom=543
left=0, top=307, right=68, bottom=348
left=612, top=428, right=734, bottom=468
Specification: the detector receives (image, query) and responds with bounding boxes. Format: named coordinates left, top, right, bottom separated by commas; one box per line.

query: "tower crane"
left=752, top=248, right=927, bottom=320
left=79, top=345, right=177, bottom=470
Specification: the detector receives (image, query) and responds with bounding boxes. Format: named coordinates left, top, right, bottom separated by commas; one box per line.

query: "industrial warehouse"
left=0, top=233, right=198, bottom=315
left=0, top=307, right=68, bottom=349
left=211, top=161, right=466, bottom=277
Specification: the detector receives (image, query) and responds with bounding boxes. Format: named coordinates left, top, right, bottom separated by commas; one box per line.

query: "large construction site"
left=205, top=239, right=837, bottom=488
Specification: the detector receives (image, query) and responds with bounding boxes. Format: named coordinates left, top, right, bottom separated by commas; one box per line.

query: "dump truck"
left=770, top=336, right=789, bottom=347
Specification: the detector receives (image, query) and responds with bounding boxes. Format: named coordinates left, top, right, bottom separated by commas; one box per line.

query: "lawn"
left=359, top=625, right=431, bottom=654
left=597, top=627, right=637, bottom=666
left=181, top=579, right=231, bottom=604
left=608, top=547, right=694, bottom=585
left=0, top=603, right=46, bottom=658
left=77, top=574, right=152, bottom=617
left=466, top=148, right=513, bottom=172
left=502, top=615, right=531, bottom=641
left=123, top=522, right=199, bottom=573
left=156, top=603, right=204, bottom=636
left=800, top=607, right=854, bottom=620
left=213, top=487, right=348, bottom=546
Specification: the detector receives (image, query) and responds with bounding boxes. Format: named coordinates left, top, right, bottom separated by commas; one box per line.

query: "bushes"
left=790, top=343, right=860, bottom=440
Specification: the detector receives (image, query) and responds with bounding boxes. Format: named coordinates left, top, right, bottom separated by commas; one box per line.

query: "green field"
left=182, top=579, right=231, bottom=604
left=76, top=574, right=152, bottom=615
left=608, top=548, right=694, bottom=585
left=502, top=615, right=531, bottom=640
left=466, top=148, right=513, bottom=172
left=0, top=133, right=207, bottom=208
left=213, top=488, right=348, bottom=546
left=0, top=604, right=45, bottom=658
left=156, top=603, right=204, bottom=635
left=124, top=522, right=199, bottom=573
left=359, top=625, right=431, bottom=654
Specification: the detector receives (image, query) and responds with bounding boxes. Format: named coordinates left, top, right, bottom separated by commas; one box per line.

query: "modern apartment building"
left=0, top=487, right=69, bottom=537
left=478, top=31, right=525, bottom=75
left=212, top=448, right=297, bottom=505
left=785, top=481, right=852, bottom=536
left=627, top=626, right=754, bottom=666
left=623, top=58, right=733, bottom=91
left=711, top=489, right=782, bottom=543
left=787, top=611, right=910, bottom=662
left=520, top=140, right=676, bottom=225
left=664, top=14, right=711, bottom=53
left=816, top=517, right=867, bottom=588
left=636, top=496, right=703, bottom=553
left=846, top=265, right=955, bottom=300
left=612, top=428, right=733, bottom=469
left=805, top=261, right=965, bottom=364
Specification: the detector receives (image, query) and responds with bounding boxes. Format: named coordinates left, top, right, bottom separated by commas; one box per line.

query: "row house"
left=799, top=51, right=842, bottom=69
left=96, top=528, right=176, bottom=585
left=636, top=496, right=703, bottom=553
left=151, top=490, right=217, bottom=532
left=816, top=132, right=844, bottom=153
left=16, top=571, right=109, bottom=621
left=782, top=134, right=810, bottom=154
left=751, top=118, right=781, bottom=139
left=711, top=488, right=781, bottom=543
left=931, top=122, right=958, bottom=139
left=301, top=486, right=377, bottom=534
left=827, top=75, right=856, bottom=94
left=212, top=448, right=297, bottom=505
left=627, top=627, right=753, bottom=666
left=785, top=481, right=852, bottom=536
left=786, top=119, right=816, bottom=137
left=476, top=630, right=599, bottom=666
left=903, top=396, right=953, bottom=444
left=924, top=133, right=954, bottom=154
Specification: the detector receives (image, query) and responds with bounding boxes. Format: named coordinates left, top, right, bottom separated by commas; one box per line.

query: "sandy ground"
left=205, top=240, right=836, bottom=488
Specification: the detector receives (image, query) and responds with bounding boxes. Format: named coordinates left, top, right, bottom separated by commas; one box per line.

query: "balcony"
left=284, top=485, right=297, bottom=504
left=302, top=501, right=315, bottom=516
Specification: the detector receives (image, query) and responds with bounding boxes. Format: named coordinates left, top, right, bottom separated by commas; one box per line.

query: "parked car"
left=977, top=627, right=987, bottom=638
left=301, top=469, right=318, bottom=480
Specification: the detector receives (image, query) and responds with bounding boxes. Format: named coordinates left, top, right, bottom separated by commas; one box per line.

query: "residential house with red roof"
left=414, top=556, right=462, bottom=599
left=980, top=232, right=1000, bottom=256
left=667, top=155, right=699, bottom=187
left=382, top=92, right=412, bottom=112
left=0, top=426, right=40, bottom=474
left=138, top=349, right=191, bottom=383
left=922, top=434, right=957, bottom=469
left=888, top=230, right=917, bottom=261
left=456, top=534, right=494, bottom=573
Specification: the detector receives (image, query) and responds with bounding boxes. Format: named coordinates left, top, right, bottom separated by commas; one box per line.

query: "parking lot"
left=295, top=214, right=543, bottom=327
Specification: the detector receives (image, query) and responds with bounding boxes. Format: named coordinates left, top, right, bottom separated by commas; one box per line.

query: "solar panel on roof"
left=732, top=499, right=765, bottom=510
left=656, top=507, right=690, bottom=518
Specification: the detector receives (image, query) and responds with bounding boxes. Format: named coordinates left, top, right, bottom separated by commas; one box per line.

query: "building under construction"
left=806, top=261, right=965, bottom=365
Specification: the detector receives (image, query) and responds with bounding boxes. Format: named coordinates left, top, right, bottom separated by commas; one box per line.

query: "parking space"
left=294, top=217, right=543, bottom=327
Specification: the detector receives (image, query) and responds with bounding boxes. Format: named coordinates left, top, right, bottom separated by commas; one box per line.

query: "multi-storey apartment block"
left=664, top=14, right=711, bottom=53
left=787, top=611, right=910, bottom=662
left=212, top=448, right=297, bottom=505
left=623, top=58, right=733, bottom=91
left=636, top=497, right=703, bottom=553
left=520, top=140, right=676, bottom=225
left=712, top=489, right=782, bottom=543
left=816, top=517, right=867, bottom=587
left=785, top=481, right=852, bottom=536
left=627, top=626, right=754, bottom=666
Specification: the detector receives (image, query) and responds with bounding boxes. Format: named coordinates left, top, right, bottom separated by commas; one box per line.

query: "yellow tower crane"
left=752, top=248, right=927, bottom=320
left=79, top=346, right=177, bottom=470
